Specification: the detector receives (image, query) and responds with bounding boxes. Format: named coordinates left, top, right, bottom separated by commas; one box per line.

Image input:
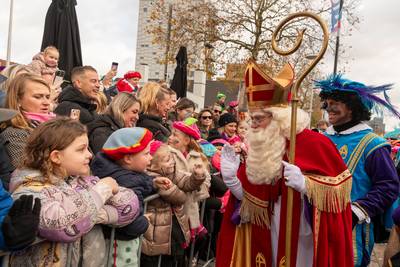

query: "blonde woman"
left=87, top=92, right=141, bottom=154
left=137, top=82, right=172, bottom=142
left=0, top=73, right=55, bottom=169
left=0, top=64, right=34, bottom=107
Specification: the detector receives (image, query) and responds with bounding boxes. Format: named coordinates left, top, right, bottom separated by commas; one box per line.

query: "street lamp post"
left=6, top=0, right=14, bottom=67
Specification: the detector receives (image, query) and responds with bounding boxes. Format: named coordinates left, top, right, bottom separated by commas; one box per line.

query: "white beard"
left=246, top=120, right=286, bottom=185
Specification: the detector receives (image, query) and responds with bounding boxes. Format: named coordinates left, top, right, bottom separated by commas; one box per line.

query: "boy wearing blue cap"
left=91, top=127, right=171, bottom=266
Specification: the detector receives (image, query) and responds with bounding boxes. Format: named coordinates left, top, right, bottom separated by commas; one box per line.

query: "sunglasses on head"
left=201, top=116, right=212, bottom=119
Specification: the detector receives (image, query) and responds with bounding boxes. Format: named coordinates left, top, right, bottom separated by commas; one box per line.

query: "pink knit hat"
left=150, top=140, right=164, bottom=155
left=172, top=118, right=201, bottom=140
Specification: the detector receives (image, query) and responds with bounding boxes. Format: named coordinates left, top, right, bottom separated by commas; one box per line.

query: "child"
left=168, top=119, right=211, bottom=239
left=28, top=46, right=59, bottom=82
left=237, top=120, right=249, bottom=141
left=7, top=118, right=139, bottom=266
left=141, top=141, right=206, bottom=266
left=91, top=127, right=171, bottom=266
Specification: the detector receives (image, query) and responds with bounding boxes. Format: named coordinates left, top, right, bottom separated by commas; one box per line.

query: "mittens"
left=2, top=195, right=41, bottom=250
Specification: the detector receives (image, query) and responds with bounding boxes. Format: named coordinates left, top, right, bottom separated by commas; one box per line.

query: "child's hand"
left=153, top=177, right=172, bottom=190
left=98, top=177, right=119, bottom=194
left=193, top=164, right=205, bottom=177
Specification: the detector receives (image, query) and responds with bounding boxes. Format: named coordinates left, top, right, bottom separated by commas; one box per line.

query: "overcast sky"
left=1, top=0, right=400, bottom=130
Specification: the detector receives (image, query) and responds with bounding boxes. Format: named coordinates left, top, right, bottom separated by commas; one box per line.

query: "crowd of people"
left=0, top=45, right=399, bottom=267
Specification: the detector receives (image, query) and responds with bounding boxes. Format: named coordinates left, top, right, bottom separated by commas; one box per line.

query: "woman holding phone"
left=0, top=73, right=56, bottom=168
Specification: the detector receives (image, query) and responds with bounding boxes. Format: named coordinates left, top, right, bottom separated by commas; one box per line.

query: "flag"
left=331, top=0, right=342, bottom=33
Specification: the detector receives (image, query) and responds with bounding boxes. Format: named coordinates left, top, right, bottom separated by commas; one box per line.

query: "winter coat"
left=27, top=52, right=58, bottom=76
left=0, top=126, right=30, bottom=169
left=0, top=135, right=15, bottom=190
left=7, top=169, right=139, bottom=267
left=0, top=180, right=13, bottom=251
left=141, top=164, right=206, bottom=256
left=137, top=113, right=171, bottom=142
left=169, top=147, right=211, bottom=229
left=91, top=152, right=155, bottom=240
left=87, top=113, right=123, bottom=155
left=54, top=85, right=98, bottom=125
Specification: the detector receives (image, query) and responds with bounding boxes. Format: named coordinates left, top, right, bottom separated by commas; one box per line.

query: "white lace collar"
left=325, top=122, right=372, bottom=135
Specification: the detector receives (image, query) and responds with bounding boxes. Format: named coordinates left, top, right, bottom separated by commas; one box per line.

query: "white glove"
left=282, top=161, right=306, bottom=194
left=221, top=144, right=243, bottom=200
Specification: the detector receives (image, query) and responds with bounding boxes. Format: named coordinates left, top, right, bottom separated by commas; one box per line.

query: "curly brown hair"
left=23, top=117, right=87, bottom=182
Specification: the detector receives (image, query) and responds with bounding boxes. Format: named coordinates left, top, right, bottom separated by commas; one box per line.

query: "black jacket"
left=54, top=85, right=98, bottom=125
left=137, top=113, right=171, bottom=142
left=87, top=114, right=123, bottom=155
left=91, top=152, right=155, bottom=240
left=0, top=136, right=14, bottom=190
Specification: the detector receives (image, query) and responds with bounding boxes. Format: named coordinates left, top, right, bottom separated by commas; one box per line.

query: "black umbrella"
left=170, top=46, right=188, bottom=98
left=41, top=0, right=82, bottom=81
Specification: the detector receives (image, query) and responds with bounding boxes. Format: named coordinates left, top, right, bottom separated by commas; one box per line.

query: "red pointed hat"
left=244, top=58, right=295, bottom=111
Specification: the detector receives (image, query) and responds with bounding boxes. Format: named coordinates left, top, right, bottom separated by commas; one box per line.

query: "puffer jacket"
left=169, top=147, right=211, bottom=229
left=87, top=113, right=123, bottom=155
left=7, top=169, right=139, bottom=267
left=27, top=52, right=58, bottom=76
left=54, top=85, right=98, bottom=125
left=142, top=164, right=206, bottom=256
left=137, top=113, right=171, bottom=142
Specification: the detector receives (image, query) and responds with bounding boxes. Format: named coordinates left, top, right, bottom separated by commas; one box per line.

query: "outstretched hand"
left=221, top=144, right=240, bottom=180
left=153, top=177, right=172, bottom=190
left=2, top=195, right=41, bottom=250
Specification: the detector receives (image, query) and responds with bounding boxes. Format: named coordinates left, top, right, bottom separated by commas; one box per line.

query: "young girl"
left=237, top=120, right=249, bottom=141
left=8, top=118, right=139, bottom=266
left=141, top=141, right=206, bottom=266
left=28, top=46, right=59, bottom=82
left=168, top=118, right=211, bottom=239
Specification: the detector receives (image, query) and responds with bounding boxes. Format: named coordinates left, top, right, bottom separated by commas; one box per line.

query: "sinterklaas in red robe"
left=216, top=129, right=354, bottom=267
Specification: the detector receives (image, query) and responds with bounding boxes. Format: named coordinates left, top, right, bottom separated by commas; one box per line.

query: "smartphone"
left=70, top=109, right=80, bottom=120
left=111, top=62, right=119, bottom=71
left=53, top=70, right=65, bottom=85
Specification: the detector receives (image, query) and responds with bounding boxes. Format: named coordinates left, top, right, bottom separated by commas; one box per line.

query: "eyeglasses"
left=250, top=114, right=271, bottom=125
left=213, top=110, right=222, bottom=114
left=201, top=116, right=212, bottom=120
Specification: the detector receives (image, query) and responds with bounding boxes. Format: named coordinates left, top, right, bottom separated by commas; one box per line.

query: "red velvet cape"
left=216, top=129, right=354, bottom=267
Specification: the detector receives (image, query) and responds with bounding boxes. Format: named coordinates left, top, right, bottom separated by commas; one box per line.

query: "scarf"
left=23, top=111, right=56, bottom=123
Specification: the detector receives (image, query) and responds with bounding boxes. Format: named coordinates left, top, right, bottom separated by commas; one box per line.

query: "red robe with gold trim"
left=216, top=129, right=354, bottom=267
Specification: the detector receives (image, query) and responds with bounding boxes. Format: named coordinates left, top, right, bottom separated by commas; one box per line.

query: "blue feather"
left=315, top=75, right=400, bottom=118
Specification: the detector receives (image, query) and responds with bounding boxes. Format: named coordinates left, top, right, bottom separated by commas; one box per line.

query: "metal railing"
left=0, top=194, right=217, bottom=267
left=105, top=194, right=215, bottom=267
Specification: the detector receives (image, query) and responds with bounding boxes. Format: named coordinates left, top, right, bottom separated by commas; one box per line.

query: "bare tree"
left=147, top=0, right=359, bottom=115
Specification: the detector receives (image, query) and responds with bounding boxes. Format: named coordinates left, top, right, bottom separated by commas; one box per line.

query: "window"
left=154, top=72, right=159, bottom=75
left=153, top=52, right=157, bottom=55
left=143, top=7, right=147, bottom=12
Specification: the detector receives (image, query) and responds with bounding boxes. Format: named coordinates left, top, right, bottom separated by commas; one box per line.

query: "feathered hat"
left=315, top=74, right=400, bottom=118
